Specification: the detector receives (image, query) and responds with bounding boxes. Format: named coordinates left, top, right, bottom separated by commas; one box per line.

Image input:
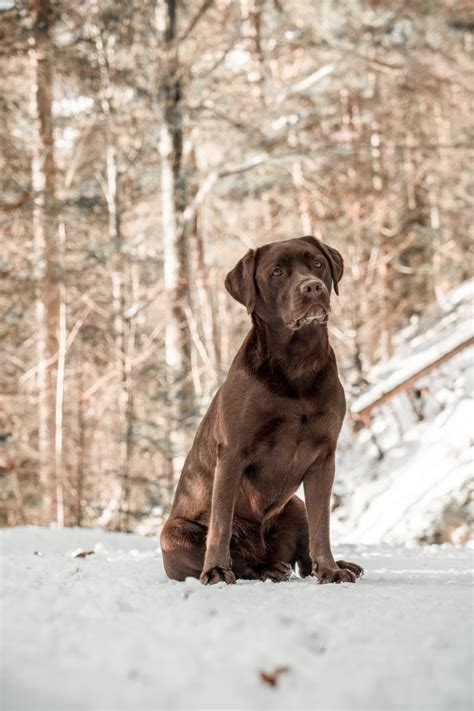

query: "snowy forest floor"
left=2, top=527, right=473, bottom=711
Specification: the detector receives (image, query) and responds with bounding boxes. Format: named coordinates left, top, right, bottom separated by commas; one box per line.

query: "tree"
left=29, top=0, right=61, bottom=524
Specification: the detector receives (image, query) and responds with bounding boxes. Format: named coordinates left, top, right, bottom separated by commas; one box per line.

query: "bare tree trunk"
left=75, top=359, right=85, bottom=527
left=105, top=141, right=129, bottom=529
left=156, top=0, right=194, bottom=501
left=102, top=138, right=137, bottom=531
left=54, top=222, right=66, bottom=527
left=379, top=239, right=395, bottom=361
left=29, top=0, right=58, bottom=524
left=90, top=0, right=136, bottom=529
left=217, top=289, right=230, bottom=372
left=402, top=134, right=417, bottom=211
left=370, top=116, right=394, bottom=361
left=240, top=0, right=265, bottom=102
left=346, top=199, right=370, bottom=383
left=186, top=143, right=219, bottom=396
left=8, top=462, right=26, bottom=526
left=159, top=111, right=184, bottom=499
left=430, top=105, right=452, bottom=305
left=193, top=223, right=218, bottom=391
left=119, top=269, right=138, bottom=531
left=193, top=137, right=222, bottom=376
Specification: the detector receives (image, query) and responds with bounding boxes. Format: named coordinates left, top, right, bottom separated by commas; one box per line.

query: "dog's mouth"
left=286, top=305, right=329, bottom=331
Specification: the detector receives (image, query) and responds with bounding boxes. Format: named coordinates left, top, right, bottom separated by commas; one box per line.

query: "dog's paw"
left=314, top=566, right=357, bottom=584
left=260, top=561, right=292, bottom=583
left=337, top=560, right=364, bottom=578
left=199, top=566, right=236, bottom=585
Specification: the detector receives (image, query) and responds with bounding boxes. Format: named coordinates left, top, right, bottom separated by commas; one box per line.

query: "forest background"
left=1, top=0, right=472, bottom=535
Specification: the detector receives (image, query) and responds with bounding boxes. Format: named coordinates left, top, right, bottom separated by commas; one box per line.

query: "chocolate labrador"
left=160, top=235, right=363, bottom=585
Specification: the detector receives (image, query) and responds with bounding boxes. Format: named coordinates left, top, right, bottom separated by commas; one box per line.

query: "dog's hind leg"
left=260, top=495, right=312, bottom=580
left=229, top=518, right=267, bottom=580
left=230, top=554, right=261, bottom=580
left=161, top=517, right=263, bottom=581
left=160, top=518, right=206, bottom=581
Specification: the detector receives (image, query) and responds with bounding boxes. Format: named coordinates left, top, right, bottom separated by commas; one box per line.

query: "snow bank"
left=2, top=526, right=473, bottom=711
left=335, top=280, right=474, bottom=546
left=351, top=279, right=474, bottom=415
left=334, top=350, right=473, bottom=545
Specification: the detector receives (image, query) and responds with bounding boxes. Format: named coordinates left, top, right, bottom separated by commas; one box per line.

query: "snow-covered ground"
left=2, top=526, right=473, bottom=711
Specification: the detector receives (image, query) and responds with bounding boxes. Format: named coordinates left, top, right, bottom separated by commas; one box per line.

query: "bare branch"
left=179, top=0, right=215, bottom=42
left=276, top=64, right=335, bottom=104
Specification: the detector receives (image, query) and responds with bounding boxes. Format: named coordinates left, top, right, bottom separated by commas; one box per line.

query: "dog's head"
left=225, top=236, right=343, bottom=331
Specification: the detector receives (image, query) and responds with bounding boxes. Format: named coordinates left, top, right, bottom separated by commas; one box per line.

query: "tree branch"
left=179, top=0, right=214, bottom=42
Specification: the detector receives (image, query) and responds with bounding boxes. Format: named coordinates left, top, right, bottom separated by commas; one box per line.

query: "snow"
left=2, top=526, right=473, bottom=711
left=334, top=349, right=474, bottom=545
left=334, top=280, right=474, bottom=547
left=351, top=324, right=473, bottom=414
left=351, top=279, right=474, bottom=415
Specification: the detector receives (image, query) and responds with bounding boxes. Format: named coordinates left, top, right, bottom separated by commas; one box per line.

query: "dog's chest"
left=239, top=408, right=333, bottom=517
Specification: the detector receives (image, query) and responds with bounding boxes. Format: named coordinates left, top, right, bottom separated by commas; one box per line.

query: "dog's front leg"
left=200, top=452, right=242, bottom=585
left=304, top=452, right=363, bottom=584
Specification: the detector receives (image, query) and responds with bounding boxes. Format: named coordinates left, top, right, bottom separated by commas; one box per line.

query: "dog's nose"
left=299, top=279, right=324, bottom=295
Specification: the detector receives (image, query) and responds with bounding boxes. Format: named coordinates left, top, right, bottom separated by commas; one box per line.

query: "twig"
left=179, top=0, right=214, bottom=42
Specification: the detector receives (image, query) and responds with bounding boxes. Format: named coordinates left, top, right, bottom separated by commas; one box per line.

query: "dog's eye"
left=313, top=260, right=322, bottom=268
left=272, top=267, right=283, bottom=277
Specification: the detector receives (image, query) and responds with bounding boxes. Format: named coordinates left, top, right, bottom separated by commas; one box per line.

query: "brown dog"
left=161, top=236, right=363, bottom=585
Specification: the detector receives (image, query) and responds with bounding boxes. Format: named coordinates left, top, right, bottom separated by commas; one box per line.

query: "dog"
left=160, top=235, right=363, bottom=585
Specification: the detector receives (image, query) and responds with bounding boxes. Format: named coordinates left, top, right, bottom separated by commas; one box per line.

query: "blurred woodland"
left=0, top=0, right=473, bottom=532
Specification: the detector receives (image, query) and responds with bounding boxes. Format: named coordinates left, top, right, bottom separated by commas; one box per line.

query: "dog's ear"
left=322, top=242, right=344, bottom=296
left=302, top=236, right=344, bottom=295
left=225, top=249, right=256, bottom=313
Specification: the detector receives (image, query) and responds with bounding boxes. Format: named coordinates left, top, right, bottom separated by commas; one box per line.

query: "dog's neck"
left=243, top=313, right=331, bottom=396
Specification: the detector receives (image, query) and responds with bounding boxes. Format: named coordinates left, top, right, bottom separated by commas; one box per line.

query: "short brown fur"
left=161, top=236, right=363, bottom=585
